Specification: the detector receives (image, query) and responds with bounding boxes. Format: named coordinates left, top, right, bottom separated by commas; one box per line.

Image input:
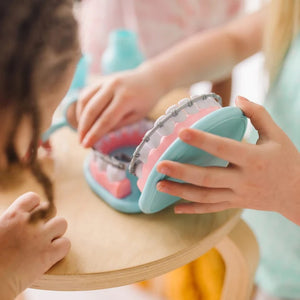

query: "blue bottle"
left=101, top=29, right=144, bottom=75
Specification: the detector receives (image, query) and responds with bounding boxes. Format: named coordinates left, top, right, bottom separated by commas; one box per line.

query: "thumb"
left=236, top=96, right=281, bottom=140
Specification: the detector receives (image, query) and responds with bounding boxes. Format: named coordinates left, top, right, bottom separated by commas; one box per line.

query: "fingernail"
left=157, top=165, right=170, bottom=175
left=174, top=207, right=183, bottom=214
left=79, top=134, right=83, bottom=143
left=236, top=96, right=250, bottom=104
left=157, top=182, right=169, bottom=193
left=179, top=129, right=192, bottom=141
left=82, top=137, right=89, bottom=147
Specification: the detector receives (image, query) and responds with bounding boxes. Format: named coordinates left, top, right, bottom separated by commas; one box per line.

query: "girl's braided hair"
left=0, top=0, right=79, bottom=220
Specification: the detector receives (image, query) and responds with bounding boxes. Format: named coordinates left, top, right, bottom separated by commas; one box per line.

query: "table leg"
left=216, top=219, right=259, bottom=300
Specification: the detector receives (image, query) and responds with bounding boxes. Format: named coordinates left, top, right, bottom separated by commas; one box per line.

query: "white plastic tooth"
left=161, top=118, right=175, bottom=136
left=154, top=115, right=166, bottom=127
left=135, top=163, right=143, bottom=178
left=166, top=104, right=187, bottom=122
left=97, top=157, right=108, bottom=172
left=195, top=97, right=219, bottom=110
left=207, top=96, right=221, bottom=107
left=148, top=130, right=162, bottom=148
left=190, top=94, right=200, bottom=100
left=179, top=98, right=199, bottom=114
left=178, top=98, right=190, bottom=106
left=138, top=143, right=152, bottom=163
left=174, top=109, right=187, bottom=122
left=106, top=164, right=127, bottom=182
left=195, top=98, right=209, bottom=109
left=154, top=115, right=174, bottom=136
left=165, top=104, right=178, bottom=115
left=202, top=98, right=213, bottom=107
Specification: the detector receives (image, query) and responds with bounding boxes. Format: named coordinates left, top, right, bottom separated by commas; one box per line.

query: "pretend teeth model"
left=97, top=157, right=108, bottom=172
left=129, top=93, right=223, bottom=183
left=144, top=130, right=161, bottom=149
left=87, top=93, right=223, bottom=203
left=83, top=92, right=248, bottom=214
left=178, top=98, right=199, bottom=114
left=196, top=97, right=222, bottom=110
left=166, top=104, right=188, bottom=122
left=155, top=115, right=175, bottom=136
left=138, top=141, right=152, bottom=163
left=106, top=164, right=127, bottom=182
left=135, top=163, right=143, bottom=178
left=87, top=118, right=153, bottom=200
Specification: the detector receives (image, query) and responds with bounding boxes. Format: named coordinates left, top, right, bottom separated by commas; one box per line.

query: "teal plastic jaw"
left=138, top=106, right=247, bottom=214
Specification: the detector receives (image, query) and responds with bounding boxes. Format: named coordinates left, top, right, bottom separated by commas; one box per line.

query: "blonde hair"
left=264, top=0, right=300, bottom=81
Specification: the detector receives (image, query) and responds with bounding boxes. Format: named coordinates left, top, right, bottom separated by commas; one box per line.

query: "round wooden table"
left=0, top=90, right=258, bottom=298
left=0, top=127, right=243, bottom=291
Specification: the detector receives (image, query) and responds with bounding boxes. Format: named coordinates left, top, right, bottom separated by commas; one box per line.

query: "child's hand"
left=0, top=192, right=70, bottom=299
left=156, top=96, right=300, bottom=225
left=76, top=66, right=165, bottom=148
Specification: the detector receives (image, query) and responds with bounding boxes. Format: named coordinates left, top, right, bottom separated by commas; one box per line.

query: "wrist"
left=282, top=151, right=300, bottom=225
left=0, top=271, right=17, bottom=300
left=0, top=285, right=16, bottom=300
left=138, top=60, right=174, bottom=96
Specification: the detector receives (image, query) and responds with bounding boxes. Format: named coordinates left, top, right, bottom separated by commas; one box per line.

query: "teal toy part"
left=69, top=54, right=91, bottom=91
left=41, top=91, right=78, bottom=142
left=84, top=153, right=142, bottom=213
left=101, top=29, right=144, bottom=74
left=138, top=107, right=247, bottom=214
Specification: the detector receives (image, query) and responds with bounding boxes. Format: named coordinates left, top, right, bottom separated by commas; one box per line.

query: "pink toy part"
left=89, top=122, right=149, bottom=199
left=95, top=128, right=144, bottom=154
left=90, top=159, right=131, bottom=199
left=137, top=106, right=220, bottom=191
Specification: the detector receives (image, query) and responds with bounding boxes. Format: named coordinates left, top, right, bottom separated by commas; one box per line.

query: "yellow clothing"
left=138, top=248, right=225, bottom=300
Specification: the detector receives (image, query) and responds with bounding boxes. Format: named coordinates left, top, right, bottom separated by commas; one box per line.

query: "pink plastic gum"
left=95, top=130, right=144, bottom=154
left=90, top=160, right=131, bottom=199
left=90, top=126, right=145, bottom=198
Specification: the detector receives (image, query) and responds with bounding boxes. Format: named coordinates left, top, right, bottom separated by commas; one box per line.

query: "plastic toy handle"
left=41, top=91, right=79, bottom=142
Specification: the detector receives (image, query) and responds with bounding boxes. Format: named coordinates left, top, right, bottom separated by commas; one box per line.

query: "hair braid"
left=0, top=0, right=78, bottom=221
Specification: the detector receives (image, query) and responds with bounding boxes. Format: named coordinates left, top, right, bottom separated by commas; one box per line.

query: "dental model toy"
left=43, top=93, right=247, bottom=214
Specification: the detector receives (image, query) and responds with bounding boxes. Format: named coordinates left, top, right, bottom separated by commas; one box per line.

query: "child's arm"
left=76, top=9, right=266, bottom=148
left=142, top=8, right=265, bottom=93
left=156, top=97, right=300, bottom=226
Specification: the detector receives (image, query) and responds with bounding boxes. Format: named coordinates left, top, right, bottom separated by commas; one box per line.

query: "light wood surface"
left=0, top=127, right=242, bottom=291
left=217, top=220, right=259, bottom=300
left=0, top=89, right=246, bottom=291
left=135, top=220, right=259, bottom=300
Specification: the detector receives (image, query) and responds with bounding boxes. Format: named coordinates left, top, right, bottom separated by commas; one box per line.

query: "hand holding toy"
left=157, top=96, right=300, bottom=225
